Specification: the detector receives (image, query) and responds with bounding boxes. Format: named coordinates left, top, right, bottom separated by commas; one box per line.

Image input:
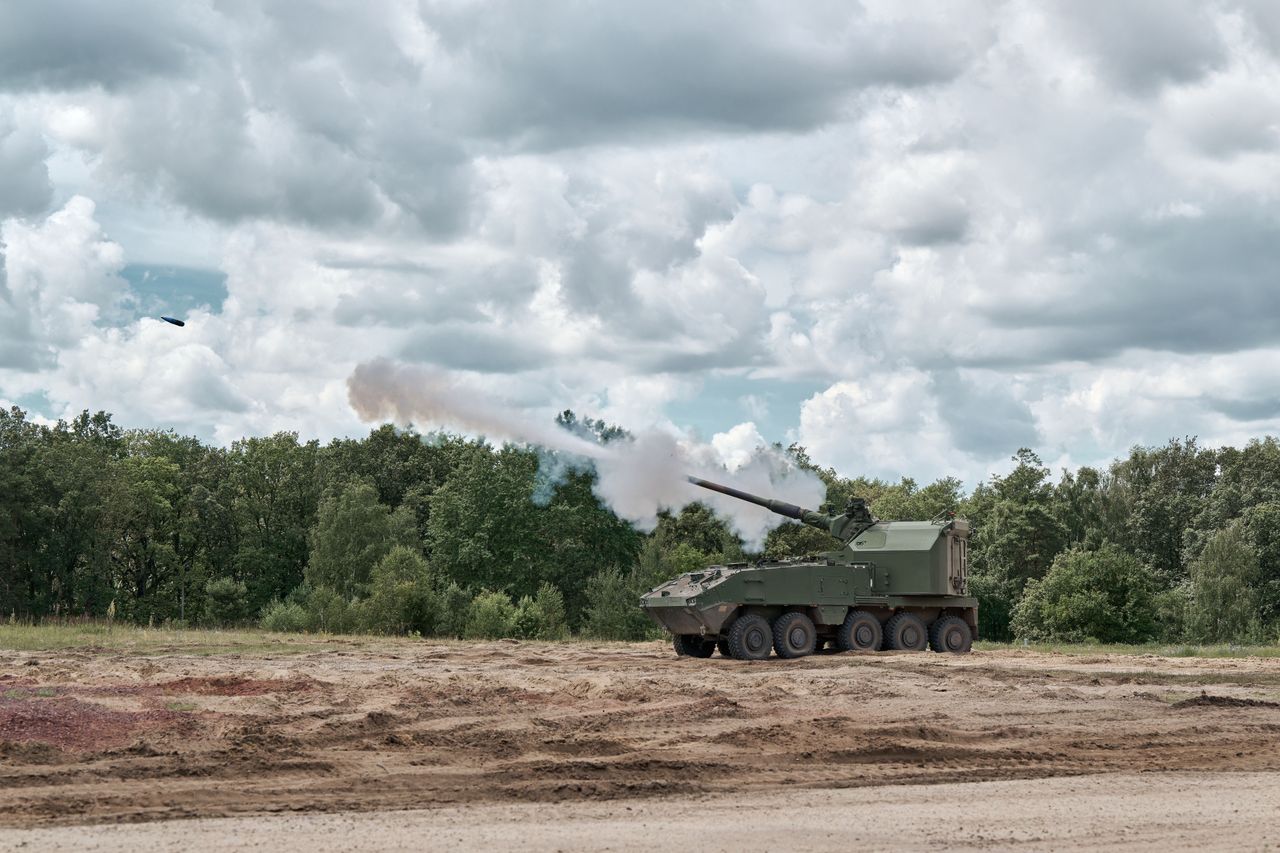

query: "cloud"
left=711, top=422, right=769, bottom=472
left=420, top=1, right=978, bottom=146
left=0, top=0, right=215, bottom=92
left=0, top=109, right=51, bottom=218
left=1049, top=0, right=1227, bottom=93
left=0, top=196, right=125, bottom=368
left=4, top=1, right=1280, bottom=493
left=796, top=371, right=960, bottom=481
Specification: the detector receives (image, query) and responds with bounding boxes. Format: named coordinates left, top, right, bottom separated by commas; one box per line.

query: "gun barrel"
left=685, top=476, right=807, bottom=521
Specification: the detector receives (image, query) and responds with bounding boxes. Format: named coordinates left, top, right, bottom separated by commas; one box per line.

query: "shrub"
left=433, top=583, right=472, bottom=638
left=669, top=543, right=710, bottom=575
left=1153, top=584, right=1190, bottom=642
left=260, top=600, right=308, bottom=633
left=514, top=582, right=568, bottom=640
left=582, top=567, right=655, bottom=641
left=303, top=585, right=355, bottom=634
left=359, top=546, right=438, bottom=635
left=1011, top=544, right=1159, bottom=643
left=203, top=577, right=249, bottom=626
left=465, top=590, right=518, bottom=638
left=969, top=573, right=1017, bottom=642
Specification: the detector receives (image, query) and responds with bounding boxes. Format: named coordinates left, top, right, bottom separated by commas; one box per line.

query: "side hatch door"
left=851, top=562, right=876, bottom=597
left=815, top=568, right=850, bottom=603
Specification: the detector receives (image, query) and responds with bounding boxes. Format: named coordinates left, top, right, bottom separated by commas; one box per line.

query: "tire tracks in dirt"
left=2, top=642, right=1279, bottom=827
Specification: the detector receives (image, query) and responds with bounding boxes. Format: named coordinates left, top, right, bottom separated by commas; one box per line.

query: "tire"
left=772, top=612, right=817, bottom=659
left=929, top=615, right=973, bottom=654
left=716, top=637, right=731, bottom=657
left=727, top=613, right=773, bottom=660
left=883, top=611, right=928, bottom=652
left=673, top=634, right=716, bottom=658
left=836, top=610, right=882, bottom=653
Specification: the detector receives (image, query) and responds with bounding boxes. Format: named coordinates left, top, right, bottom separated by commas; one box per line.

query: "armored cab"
left=640, top=476, right=977, bottom=659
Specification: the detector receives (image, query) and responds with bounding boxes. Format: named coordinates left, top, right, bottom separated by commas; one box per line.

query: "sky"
left=2, top=0, right=1280, bottom=488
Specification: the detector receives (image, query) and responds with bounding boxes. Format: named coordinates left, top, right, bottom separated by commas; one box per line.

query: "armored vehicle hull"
left=641, top=478, right=977, bottom=658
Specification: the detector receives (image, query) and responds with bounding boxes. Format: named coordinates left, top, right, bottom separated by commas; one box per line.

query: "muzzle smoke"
left=347, top=359, right=825, bottom=548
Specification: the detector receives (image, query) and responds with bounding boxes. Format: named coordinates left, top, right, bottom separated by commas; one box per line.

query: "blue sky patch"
left=120, top=264, right=227, bottom=321
left=665, top=375, right=822, bottom=447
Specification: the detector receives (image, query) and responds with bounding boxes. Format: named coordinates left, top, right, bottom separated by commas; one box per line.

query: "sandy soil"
left=6, top=772, right=1280, bottom=851
left=2, top=639, right=1280, bottom=849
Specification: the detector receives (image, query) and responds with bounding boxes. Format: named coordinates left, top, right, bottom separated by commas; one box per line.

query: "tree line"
left=1, top=404, right=1276, bottom=644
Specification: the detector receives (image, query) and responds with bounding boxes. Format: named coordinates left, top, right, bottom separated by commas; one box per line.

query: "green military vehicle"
left=640, top=476, right=976, bottom=659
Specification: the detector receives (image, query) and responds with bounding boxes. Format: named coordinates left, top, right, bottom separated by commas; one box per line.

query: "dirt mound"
left=157, top=676, right=319, bottom=696
left=1172, top=693, right=1280, bottom=709
left=0, top=740, right=63, bottom=764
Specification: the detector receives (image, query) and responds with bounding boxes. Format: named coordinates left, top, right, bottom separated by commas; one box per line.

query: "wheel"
left=836, top=610, right=882, bottom=652
left=673, top=634, right=716, bottom=658
left=929, top=615, right=973, bottom=654
left=727, top=613, right=773, bottom=660
left=716, top=637, right=731, bottom=657
left=883, top=612, right=928, bottom=652
left=772, top=612, right=817, bottom=659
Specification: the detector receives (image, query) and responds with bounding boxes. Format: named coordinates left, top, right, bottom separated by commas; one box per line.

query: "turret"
left=685, top=476, right=876, bottom=542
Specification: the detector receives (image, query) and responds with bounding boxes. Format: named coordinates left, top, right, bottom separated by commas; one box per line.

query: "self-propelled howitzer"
left=640, top=477, right=977, bottom=659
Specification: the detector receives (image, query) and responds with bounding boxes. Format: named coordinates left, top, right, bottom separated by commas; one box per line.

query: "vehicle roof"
left=849, top=520, right=947, bottom=552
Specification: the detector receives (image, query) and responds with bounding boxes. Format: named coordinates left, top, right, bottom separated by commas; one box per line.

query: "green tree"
left=300, top=585, right=355, bottom=634
left=582, top=567, right=655, bottom=641
left=434, top=583, right=472, bottom=638
left=307, top=480, right=415, bottom=598
left=762, top=520, right=838, bottom=560
left=1109, top=437, right=1217, bottom=583
left=427, top=446, right=639, bottom=621
left=101, top=454, right=183, bottom=622
left=227, top=433, right=320, bottom=612
left=19, top=412, right=123, bottom=619
left=465, top=590, right=519, bottom=638
left=1186, top=521, right=1260, bottom=643
left=1186, top=439, right=1280, bottom=627
left=203, top=577, right=249, bottom=625
left=0, top=407, right=55, bottom=617
left=653, top=503, right=742, bottom=556
left=514, top=582, right=568, bottom=640
left=1011, top=544, right=1160, bottom=643
left=965, top=450, right=1068, bottom=640
left=1053, top=465, right=1112, bottom=549
left=427, top=446, right=548, bottom=593
left=359, top=545, right=437, bottom=635
left=1241, top=501, right=1280, bottom=628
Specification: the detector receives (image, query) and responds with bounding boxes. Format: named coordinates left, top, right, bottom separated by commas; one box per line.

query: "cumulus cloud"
left=4, top=1, right=1280, bottom=492
left=0, top=196, right=124, bottom=368
left=796, top=371, right=961, bottom=481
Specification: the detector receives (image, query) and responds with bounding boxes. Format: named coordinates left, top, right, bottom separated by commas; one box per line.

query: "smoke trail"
left=347, top=359, right=826, bottom=548
left=348, top=359, right=606, bottom=459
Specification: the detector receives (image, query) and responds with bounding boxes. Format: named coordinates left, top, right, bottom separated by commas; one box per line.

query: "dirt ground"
left=2, top=638, right=1280, bottom=849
